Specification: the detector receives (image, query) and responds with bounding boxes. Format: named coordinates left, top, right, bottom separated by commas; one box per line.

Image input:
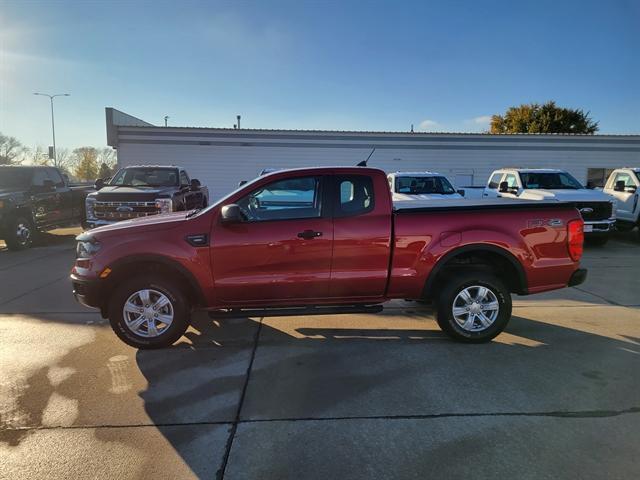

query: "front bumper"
left=584, top=219, right=615, bottom=235
left=568, top=268, right=588, bottom=287
left=70, top=274, right=104, bottom=310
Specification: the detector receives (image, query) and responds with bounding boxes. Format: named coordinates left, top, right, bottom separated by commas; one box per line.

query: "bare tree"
left=0, top=133, right=27, bottom=165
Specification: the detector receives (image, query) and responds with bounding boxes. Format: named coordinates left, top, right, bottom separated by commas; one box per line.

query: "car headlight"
left=76, top=233, right=101, bottom=258
left=155, top=198, right=173, bottom=214
left=85, top=196, right=97, bottom=220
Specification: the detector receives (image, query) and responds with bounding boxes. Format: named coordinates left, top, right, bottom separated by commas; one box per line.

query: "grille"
left=94, top=201, right=159, bottom=220
left=572, top=202, right=612, bottom=221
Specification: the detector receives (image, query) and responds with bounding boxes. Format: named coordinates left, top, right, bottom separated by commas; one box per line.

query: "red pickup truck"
left=71, top=167, right=586, bottom=349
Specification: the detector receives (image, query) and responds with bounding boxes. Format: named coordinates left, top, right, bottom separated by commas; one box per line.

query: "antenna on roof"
left=357, top=147, right=376, bottom=167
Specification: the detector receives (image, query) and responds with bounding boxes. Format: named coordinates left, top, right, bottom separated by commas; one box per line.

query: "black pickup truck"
left=0, top=166, right=94, bottom=250
left=85, top=165, right=208, bottom=228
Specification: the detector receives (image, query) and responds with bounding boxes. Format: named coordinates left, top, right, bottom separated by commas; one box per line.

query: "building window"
left=587, top=168, right=615, bottom=188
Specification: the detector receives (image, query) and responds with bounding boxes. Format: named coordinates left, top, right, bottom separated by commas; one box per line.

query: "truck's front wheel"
left=108, top=275, right=191, bottom=349
left=5, top=216, right=34, bottom=251
left=436, top=272, right=512, bottom=343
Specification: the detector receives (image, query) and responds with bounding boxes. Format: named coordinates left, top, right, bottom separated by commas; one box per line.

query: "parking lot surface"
left=1, top=230, right=639, bottom=479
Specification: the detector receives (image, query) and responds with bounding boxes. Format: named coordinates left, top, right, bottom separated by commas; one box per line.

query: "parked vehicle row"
left=0, top=166, right=94, bottom=250
left=71, top=166, right=587, bottom=349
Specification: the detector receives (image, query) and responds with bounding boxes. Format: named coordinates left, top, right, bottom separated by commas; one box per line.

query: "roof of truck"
left=497, top=168, right=568, bottom=173
left=389, top=171, right=445, bottom=177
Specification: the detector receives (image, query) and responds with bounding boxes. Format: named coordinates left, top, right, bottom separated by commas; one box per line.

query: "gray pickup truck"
left=85, top=165, right=208, bottom=228
left=0, top=165, right=94, bottom=250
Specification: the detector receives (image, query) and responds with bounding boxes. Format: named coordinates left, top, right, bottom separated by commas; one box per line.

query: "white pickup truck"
left=484, top=168, right=616, bottom=245
left=387, top=171, right=464, bottom=201
left=602, top=168, right=639, bottom=236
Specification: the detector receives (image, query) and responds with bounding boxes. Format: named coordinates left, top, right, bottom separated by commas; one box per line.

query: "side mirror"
left=498, top=181, right=510, bottom=193
left=456, top=189, right=465, bottom=197
left=190, top=178, right=201, bottom=191
left=614, top=180, right=626, bottom=192
left=220, top=204, right=244, bottom=224
left=94, top=178, right=105, bottom=190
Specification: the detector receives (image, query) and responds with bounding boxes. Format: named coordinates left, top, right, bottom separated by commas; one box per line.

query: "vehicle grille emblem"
left=116, top=206, right=134, bottom=213
left=579, top=207, right=594, bottom=214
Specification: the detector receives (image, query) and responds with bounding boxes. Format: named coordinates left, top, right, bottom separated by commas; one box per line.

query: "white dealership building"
left=106, top=108, right=640, bottom=201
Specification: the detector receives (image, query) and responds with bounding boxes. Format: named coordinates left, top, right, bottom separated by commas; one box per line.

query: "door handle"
left=297, top=230, right=322, bottom=240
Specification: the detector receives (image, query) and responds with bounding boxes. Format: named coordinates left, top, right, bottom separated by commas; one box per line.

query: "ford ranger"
left=71, top=167, right=587, bottom=349
left=484, top=168, right=616, bottom=245
left=85, top=165, right=208, bottom=228
left=0, top=165, right=93, bottom=250
left=602, top=168, right=639, bottom=238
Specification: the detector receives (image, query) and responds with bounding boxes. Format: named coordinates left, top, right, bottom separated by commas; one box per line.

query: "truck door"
left=29, top=169, right=59, bottom=227
left=608, top=171, right=639, bottom=222
left=328, top=174, right=392, bottom=299
left=179, top=170, right=197, bottom=210
left=483, top=172, right=504, bottom=198
left=499, top=173, right=522, bottom=198
left=211, top=175, right=333, bottom=303
left=47, top=168, right=73, bottom=221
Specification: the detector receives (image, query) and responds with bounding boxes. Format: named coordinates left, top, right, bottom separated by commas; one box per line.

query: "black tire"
left=108, top=275, right=191, bottom=349
left=586, top=235, right=609, bottom=247
left=4, top=215, right=35, bottom=251
left=436, top=272, right=512, bottom=343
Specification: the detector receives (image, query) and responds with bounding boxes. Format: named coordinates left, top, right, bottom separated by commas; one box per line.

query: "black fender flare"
left=108, top=254, right=207, bottom=306
left=422, top=243, right=528, bottom=298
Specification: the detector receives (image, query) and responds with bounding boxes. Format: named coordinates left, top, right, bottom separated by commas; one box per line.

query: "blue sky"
left=1, top=0, right=639, bottom=150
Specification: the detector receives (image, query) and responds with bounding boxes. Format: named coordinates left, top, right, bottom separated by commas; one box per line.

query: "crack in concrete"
left=217, top=317, right=264, bottom=480
left=3, top=406, right=638, bottom=434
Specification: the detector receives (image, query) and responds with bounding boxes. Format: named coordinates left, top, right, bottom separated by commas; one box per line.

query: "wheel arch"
left=106, top=254, right=207, bottom=307
left=422, top=244, right=528, bottom=299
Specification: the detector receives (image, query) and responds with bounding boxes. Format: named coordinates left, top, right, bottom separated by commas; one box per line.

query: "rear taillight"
left=567, top=219, right=584, bottom=262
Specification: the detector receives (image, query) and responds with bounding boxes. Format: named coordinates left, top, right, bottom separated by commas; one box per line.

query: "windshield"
left=520, top=172, right=583, bottom=190
left=395, top=176, right=456, bottom=194
left=110, top=168, right=179, bottom=187
left=0, top=168, right=32, bottom=188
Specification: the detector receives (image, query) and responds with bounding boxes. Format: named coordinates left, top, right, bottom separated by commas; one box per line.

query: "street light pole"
left=34, top=92, right=70, bottom=166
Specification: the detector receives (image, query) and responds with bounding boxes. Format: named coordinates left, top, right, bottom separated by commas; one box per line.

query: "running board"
left=208, top=304, right=384, bottom=319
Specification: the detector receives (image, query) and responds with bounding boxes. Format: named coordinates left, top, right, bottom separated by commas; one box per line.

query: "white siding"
left=117, top=142, right=640, bottom=201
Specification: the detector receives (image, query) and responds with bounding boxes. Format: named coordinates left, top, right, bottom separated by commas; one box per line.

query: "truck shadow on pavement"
left=2, top=310, right=639, bottom=478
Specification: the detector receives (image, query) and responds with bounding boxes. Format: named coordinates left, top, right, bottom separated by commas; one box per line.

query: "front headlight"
left=76, top=234, right=101, bottom=258
left=85, top=196, right=96, bottom=220
left=155, top=198, right=173, bottom=214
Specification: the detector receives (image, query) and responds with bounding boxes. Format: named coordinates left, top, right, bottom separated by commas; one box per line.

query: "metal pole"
left=50, top=96, right=57, bottom=166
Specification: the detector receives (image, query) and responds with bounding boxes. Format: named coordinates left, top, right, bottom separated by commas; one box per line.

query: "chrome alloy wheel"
left=122, top=289, right=174, bottom=338
left=452, top=285, right=500, bottom=332
left=16, top=222, right=32, bottom=245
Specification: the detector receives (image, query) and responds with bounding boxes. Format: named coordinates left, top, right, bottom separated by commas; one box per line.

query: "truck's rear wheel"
left=108, top=275, right=191, bottom=349
left=5, top=216, right=34, bottom=251
left=436, top=272, right=511, bottom=343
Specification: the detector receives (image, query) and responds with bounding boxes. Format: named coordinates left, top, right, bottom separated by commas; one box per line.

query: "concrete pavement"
left=0, top=230, right=638, bottom=479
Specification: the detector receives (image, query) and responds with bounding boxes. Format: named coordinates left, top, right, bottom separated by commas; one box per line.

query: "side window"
left=237, top=176, right=322, bottom=221
left=488, top=173, right=502, bottom=189
left=180, top=171, right=190, bottom=186
left=614, top=172, right=634, bottom=187
left=31, top=169, right=49, bottom=187
left=335, top=175, right=374, bottom=217
left=504, top=174, right=519, bottom=188
left=47, top=168, right=65, bottom=187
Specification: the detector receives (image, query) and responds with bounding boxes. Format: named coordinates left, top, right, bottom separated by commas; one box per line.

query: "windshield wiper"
left=185, top=208, right=201, bottom=218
